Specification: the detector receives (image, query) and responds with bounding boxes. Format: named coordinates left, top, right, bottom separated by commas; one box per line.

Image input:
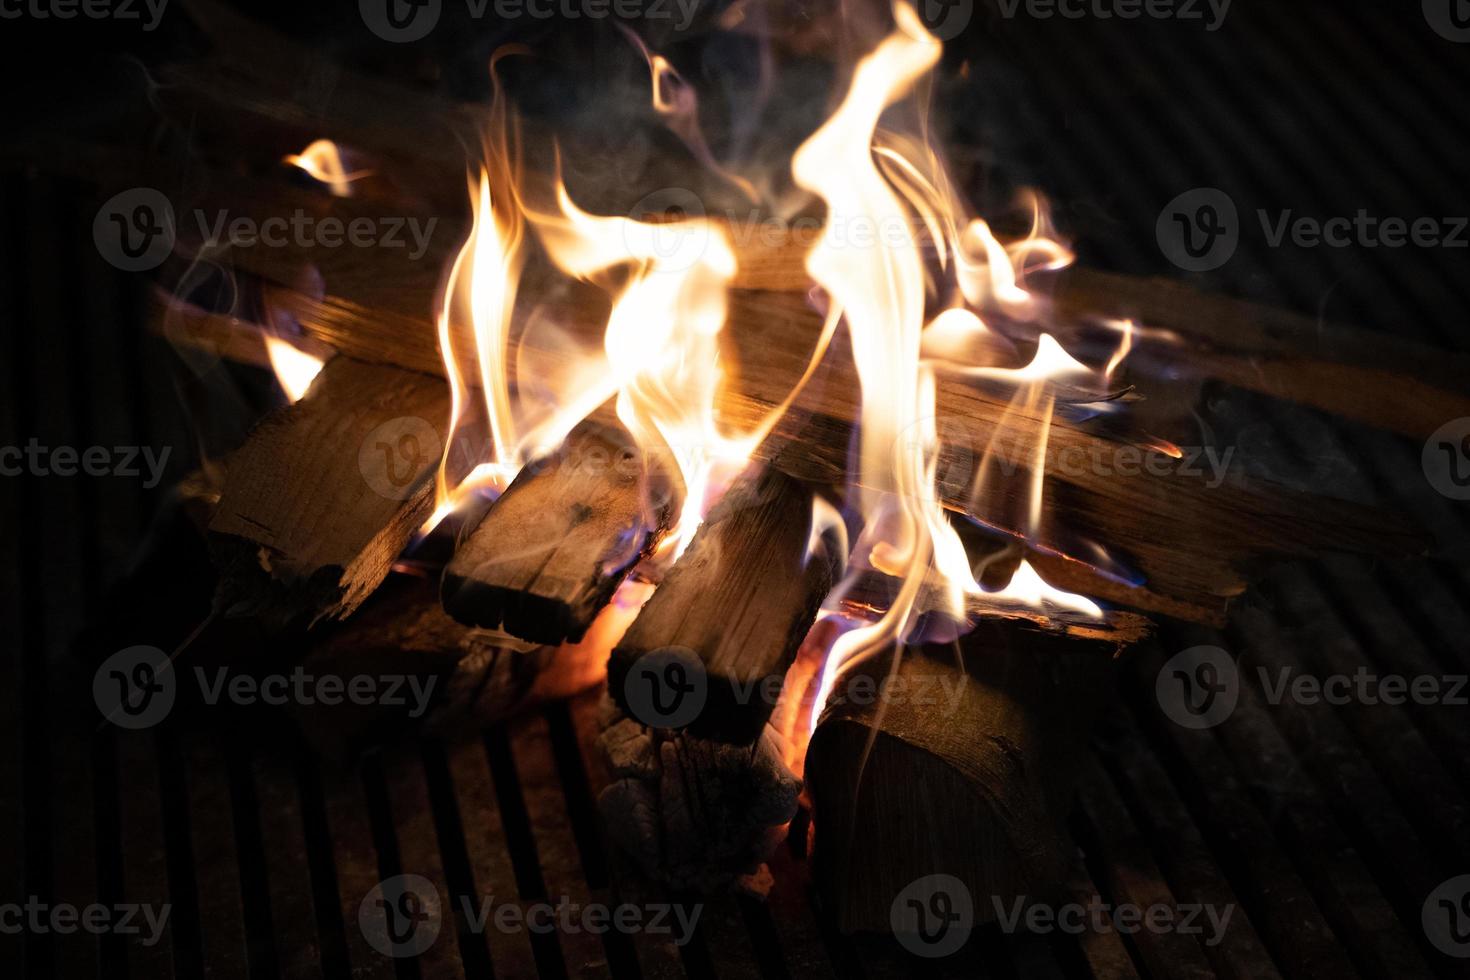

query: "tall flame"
left=529, top=181, right=755, bottom=557
left=796, top=4, right=1110, bottom=732
left=421, top=13, right=1129, bottom=752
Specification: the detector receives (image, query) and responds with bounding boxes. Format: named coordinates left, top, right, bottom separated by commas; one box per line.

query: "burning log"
left=1051, top=268, right=1470, bottom=441
left=597, top=704, right=802, bottom=892
left=210, top=356, right=449, bottom=628
left=441, top=421, right=677, bottom=644
left=235, top=281, right=1422, bottom=626
left=804, top=625, right=1133, bottom=934
left=607, top=467, right=843, bottom=744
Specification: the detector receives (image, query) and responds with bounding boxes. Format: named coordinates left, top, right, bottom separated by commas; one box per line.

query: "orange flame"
left=420, top=15, right=1130, bottom=755
left=263, top=336, right=325, bottom=403
left=796, top=4, right=1111, bottom=734
left=283, top=140, right=373, bottom=197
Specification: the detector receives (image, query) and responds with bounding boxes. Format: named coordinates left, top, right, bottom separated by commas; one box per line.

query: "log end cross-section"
left=609, top=467, right=842, bottom=744
left=806, top=632, right=1125, bottom=934
left=209, top=356, right=449, bottom=629
left=441, top=421, right=677, bottom=645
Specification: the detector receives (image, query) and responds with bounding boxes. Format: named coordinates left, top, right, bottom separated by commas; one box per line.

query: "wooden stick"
left=209, top=355, right=449, bottom=627
left=804, top=629, right=1131, bottom=934
left=608, top=467, right=842, bottom=744
left=441, top=420, right=677, bottom=643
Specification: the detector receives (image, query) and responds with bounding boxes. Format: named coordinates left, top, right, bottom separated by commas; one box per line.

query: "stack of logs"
left=189, top=284, right=1422, bottom=919
left=181, top=201, right=1430, bottom=920
left=115, top=0, right=1452, bottom=928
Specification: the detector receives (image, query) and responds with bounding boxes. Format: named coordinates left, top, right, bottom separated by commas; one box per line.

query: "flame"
left=416, top=18, right=1128, bottom=758
left=283, top=140, right=373, bottom=197
left=529, top=179, right=754, bottom=557
left=794, top=4, right=1108, bottom=735
left=806, top=496, right=849, bottom=570
left=1104, top=317, right=1135, bottom=380
left=424, top=51, right=825, bottom=554
left=625, top=32, right=761, bottom=204
left=263, top=336, right=325, bottom=403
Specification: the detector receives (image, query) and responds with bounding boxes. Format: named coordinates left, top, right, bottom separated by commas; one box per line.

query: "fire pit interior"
left=5, top=1, right=1470, bottom=977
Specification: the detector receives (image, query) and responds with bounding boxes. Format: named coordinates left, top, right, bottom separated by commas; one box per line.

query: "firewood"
left=608, top=467, right=842, bottom=745
left=162, top=234, right=1424, bottom=627
left=209, top=355, right=449, bottom=628
left=441, top=420, right=677, bottom=643
left=288, top=574, right=548, bottom=757
left=266, top=278, right=1422, bottom=624
left=804, top=627, right=1131, bottom=935
left=1050, top=268, right=1470, bottom=441
left=597, top=703, right=802, bottom=892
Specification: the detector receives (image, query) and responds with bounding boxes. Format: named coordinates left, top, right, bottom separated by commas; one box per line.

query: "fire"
left=793, top=4, right=1123, bottom=732
left=263, top=336, right=325, bottom=403
left=430, top=168, right=527, bottom=527
left=283, top=139, right=373, bottom=197
left=422, top=5, right=1134, bottom=747
left=529, top=179, right=766, bottom=558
